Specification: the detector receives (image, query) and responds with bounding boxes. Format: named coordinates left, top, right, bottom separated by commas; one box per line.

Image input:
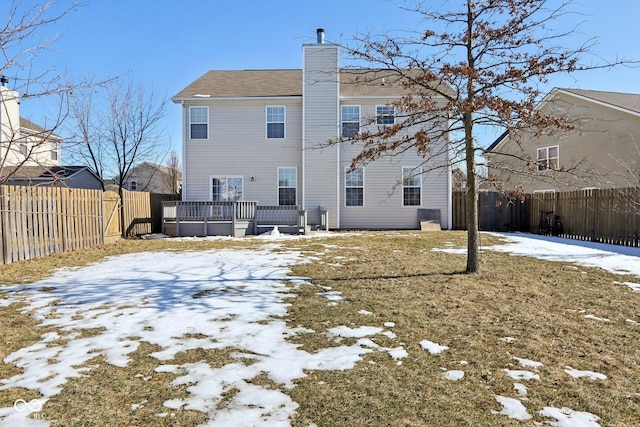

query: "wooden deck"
left=162, top=201, right=327, bottom=237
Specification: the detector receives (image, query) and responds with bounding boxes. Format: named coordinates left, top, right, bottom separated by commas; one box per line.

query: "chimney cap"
left=0, top=76, right=8, bottom=87
left=316, top=28, right=325, bottom=44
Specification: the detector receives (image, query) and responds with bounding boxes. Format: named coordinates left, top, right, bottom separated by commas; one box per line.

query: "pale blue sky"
left=14, top=0, right=640, bottom=156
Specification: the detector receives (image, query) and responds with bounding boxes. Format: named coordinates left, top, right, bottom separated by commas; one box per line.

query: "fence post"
left=0, top=186, right=5, bottom=264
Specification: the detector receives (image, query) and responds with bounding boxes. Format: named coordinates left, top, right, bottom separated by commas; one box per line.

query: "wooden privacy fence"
left=529, top=188, right=640, bottom=246
left=0, top=186, right=177, bottom=265
left=452, top=190, right=530, bottom=232
left=453, top=187, right=640, bottom=247
left=0, top=186, right=103, bottom=264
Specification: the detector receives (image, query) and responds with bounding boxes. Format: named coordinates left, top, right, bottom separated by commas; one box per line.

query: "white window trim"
left=210, top=176, right=244, bottom=201
left=376, top=105, right=396, bottom=125
left=345, top=167, right=365, bottom=207
left=402, top=166, right=422, bottom=207
left=277, top=167, right=297, bottom=206
left=189, top=106, right=209, bottom=140
left=536, top=145, right=559, bottom=171
left=341, top=105, right=360, bottom=138
left=266, top=105, right=286, bottom=139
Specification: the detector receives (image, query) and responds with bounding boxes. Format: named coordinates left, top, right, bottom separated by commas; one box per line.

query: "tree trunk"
left=464, top=114, right=480, bottom=273
left=465, top=178, right=479, bottom=273
left=464, top=0, right=479, bottom=273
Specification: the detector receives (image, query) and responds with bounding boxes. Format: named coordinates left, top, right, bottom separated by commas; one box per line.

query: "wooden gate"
left=102, top=191, right=121, bottom=243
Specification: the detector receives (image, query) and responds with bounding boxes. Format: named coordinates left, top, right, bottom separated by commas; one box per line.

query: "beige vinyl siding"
left=489, top=91, right=640, bottom=192
left=303, top=43, right=340, bottom=227
left=339, top=100, right=451, bottom=229
left=182, top=99, right=302, bottom=201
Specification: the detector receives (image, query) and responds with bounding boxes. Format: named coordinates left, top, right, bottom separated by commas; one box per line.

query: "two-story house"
left=121, top=162, right=182, bottom=194
left=172, top=29, right=452, bottom=230
left=486, top=88, right=640, bottom=193
left=0, top=81, right=61, bottom=171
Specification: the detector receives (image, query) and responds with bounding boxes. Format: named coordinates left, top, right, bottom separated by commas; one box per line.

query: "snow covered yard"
left=0, top=230, right=639, bottom=426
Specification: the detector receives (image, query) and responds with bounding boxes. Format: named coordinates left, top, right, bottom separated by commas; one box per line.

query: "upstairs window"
left=50, top=149, right=58, bottom=161
left=537, top=146, right=559, bottom=171
left=402, top=167, right=422, bottom=206
left=266, top=106, right=285, bottom=139
left=278, top=167, right=297, bottom=206
left=189, top=107, right=208, bottom=139
left=341, top=105, right=360, bottom=138
left=376, top=105, right=395, bottom=125
left=345, top=167, right=364, bottom=207
left=19, top=143, right=27, bottom=156
left=130, top=180, right=138, bottom=191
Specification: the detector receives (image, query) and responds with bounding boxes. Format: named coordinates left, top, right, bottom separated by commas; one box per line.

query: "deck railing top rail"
left=162, top=201, right=259, bottom=221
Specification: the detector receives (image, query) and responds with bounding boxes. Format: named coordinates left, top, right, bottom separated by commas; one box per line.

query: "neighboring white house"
left=172, top=29, right=452, bottom=230
left=0, top=81, right=61, bottom=172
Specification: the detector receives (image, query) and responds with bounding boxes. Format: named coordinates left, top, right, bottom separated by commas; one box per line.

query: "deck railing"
left=161, top=201, right=315, bottom=236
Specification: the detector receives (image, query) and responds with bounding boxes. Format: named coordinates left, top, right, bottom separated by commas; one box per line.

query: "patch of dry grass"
left=43, top=343, right=210, bottom=426
left=286, top=231, right=640, bottom=426
left=0, top=303, right=49, bottom=409
left=1, top=231, right=639, bottom=426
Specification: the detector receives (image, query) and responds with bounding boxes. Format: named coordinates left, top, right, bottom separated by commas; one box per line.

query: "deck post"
left=232, top=201, right=237, bottom=237
left=319, top=205, right=328, bottom=231
left=299, top=209, right=307, bottom=234
left=203, top=203, right=208, bottom=236
left=176, top=204, right=181, bottom=237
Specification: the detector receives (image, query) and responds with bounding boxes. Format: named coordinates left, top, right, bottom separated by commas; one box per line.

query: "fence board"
left=0, top=185, right=178, bottom=264
left=454, top=188, right=639, bottom=247
left=0, top=186, right=4, bottom=263
left=0, top=186, right=104, bottom=264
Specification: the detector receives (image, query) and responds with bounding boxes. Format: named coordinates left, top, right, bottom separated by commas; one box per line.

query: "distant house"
left=0, top=82, right=61, bottom=171
left=121, top=162, right=182, bottom=194
left=2, top=165, right=103, bottom=189
left=172, top=29, right=453, bottom=230
left=486, top=88, right=640, bottom=193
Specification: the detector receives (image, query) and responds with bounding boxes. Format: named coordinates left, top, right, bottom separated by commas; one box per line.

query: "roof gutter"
left=171, top=95, right=302, bottom=104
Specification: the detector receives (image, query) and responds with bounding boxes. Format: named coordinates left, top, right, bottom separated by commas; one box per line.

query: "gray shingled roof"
left=20, top=117, right=63, bottom=140
left=561, top=88, right=640, bottom=114
left=172, top=69, right=451, bottom=100
left=486, top=88, right=640, bottom=151
left=2, top=166, right=101, bottom=181
left=173, top=70, right=302, bottom=99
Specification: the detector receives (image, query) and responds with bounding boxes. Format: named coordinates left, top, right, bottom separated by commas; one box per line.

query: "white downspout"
left=335, top=51, right=340, bottom=229
left=301, top=48, right=307, bottom=212
left=181, top=100, right=187, bottom=201
left=446, top=130, right=453, bottom=230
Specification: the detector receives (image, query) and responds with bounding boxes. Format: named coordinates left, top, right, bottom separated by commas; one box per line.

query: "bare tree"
left=164, top=150, right=181, bottom=195
left=106, top=80, right=167, bottom=197
left=338, top=0, right=634, bottom=273
left=66, top=78, right=168, bottom=195
left=64, top=80, right=107, bottom=188
left=0, top=1, right=89, bottom=184
left=611, top=134, right=640, bottom=215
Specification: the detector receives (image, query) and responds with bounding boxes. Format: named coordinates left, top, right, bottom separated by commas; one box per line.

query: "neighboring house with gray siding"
left=172, top=29, right=452, bottom=230
left=2, top=165, right=103, bottom=189
left=486, top=88, right=640, bottom=193
left=121, top=162, right=182, bottom=194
